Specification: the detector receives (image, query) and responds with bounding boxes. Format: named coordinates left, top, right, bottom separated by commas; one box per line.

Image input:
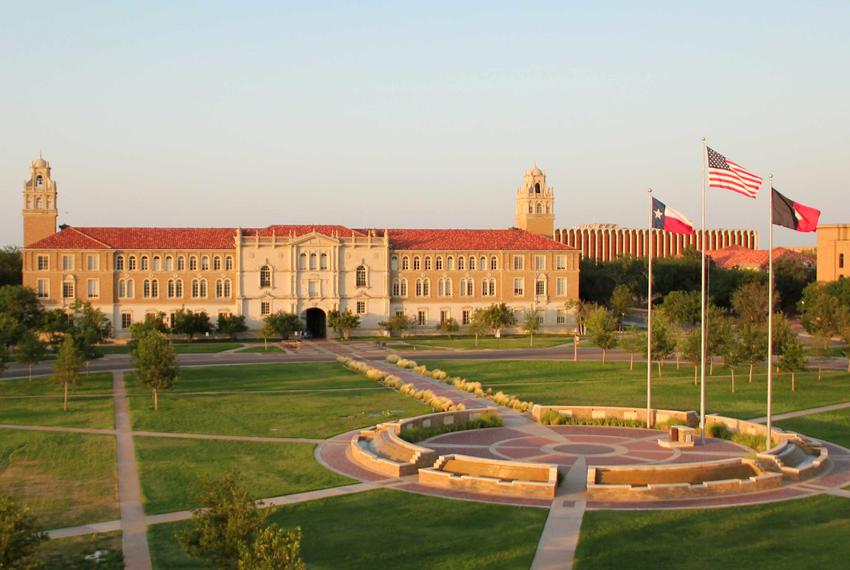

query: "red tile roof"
left=386, top=228, right=573, bottom=251
left=27, top=226, right=237, bottom=250
left=707, top=245, right=814, bottom=270
left=242, top=225, right=366, bottom=237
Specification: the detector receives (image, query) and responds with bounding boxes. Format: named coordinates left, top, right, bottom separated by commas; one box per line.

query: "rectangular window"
left=356, top=301, right=366, bottom=315
left=535, top=255, right=545, bottom=270
left=37, top=255, right=49, bottom=271
left=513, top=255, right=524, bottom=270
left=488, top=280, right=495, bottom=296
left=557, top=278, right=567, bottom=296
left=62, top=281, right=74, bottom=299
left=535, top=279, right=546, bottom=295
left=440, top=310, right=448, bottom=324
left=308, top=280, right=319, bottom=298
left=121, top=313, right=133, bottom=330
left=462, top=310, right=470, bottom=325
left=62, top=255, right=73, bottom=271
left=261, top=301, right=271, bottom=316
left=537, top=313, right=544, bottom=325
left=37, top=279, right=49, bottom=299
left=556, top=310, right=566, bottom=324
left=87, top=255, right=98, bottom=271
left=395, top=310, right=405, bottom=318
left=513, top=278, right=524, bottom=296
left=87, top=279, right=99, bottom=298
left=556, top=255, right=567, bottom=270
left=417, top=310, right=427, bottom=326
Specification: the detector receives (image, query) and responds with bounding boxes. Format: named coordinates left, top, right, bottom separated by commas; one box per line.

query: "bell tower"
left=515, top=164, right=554, bottom=238
left=22, top=155, right=58, bottom=246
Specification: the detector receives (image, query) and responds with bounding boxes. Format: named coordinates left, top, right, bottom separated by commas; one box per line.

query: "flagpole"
left=647, top=188, right=654, bottom=429
left=700, top=138, right=708, bottom=442
left=766, top=174, right=775, bottom=450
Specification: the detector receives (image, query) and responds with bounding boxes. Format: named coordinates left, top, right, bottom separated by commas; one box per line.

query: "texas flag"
left=652, top=197, right=695, bottom=235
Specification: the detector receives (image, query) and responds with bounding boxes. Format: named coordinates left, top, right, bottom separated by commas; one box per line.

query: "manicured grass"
left=574, top=495, right=850, bottom=569
left=235, top=345, right=284, bottom=353
left=423, top=360, right=850, bottom=419
left=0, top=372, right=114, bottom=429
left=0, top=431, right=118, bottom=528
left=127, top=363, right=430, bottom=438
left=39, top=531, right=123, bottom=569
left=148, top=489, right=547, bottom=569
left=135, top=437, right=354, bottom=514
left=402, top=334, right=574, bottom=350
left=97, top=342, right=242, bottom=355
left=778, top=407, right=850, bottom=449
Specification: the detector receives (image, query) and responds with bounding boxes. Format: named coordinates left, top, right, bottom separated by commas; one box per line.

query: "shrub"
left=731, top=432, right=767, bottom=452
left=399, top=413, right=503, bottom=443
left=708, top=423, right=733, bottom=440
left=396, top=358, right=417, bottom=369
left=385, top=354, right=400, bottom=364
left=430, top=369, right=447, bottom=380
left=538, top=410, right=645, bottom=428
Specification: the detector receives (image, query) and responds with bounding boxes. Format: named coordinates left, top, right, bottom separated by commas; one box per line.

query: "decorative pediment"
left=291, top=231, right=340, bottom=247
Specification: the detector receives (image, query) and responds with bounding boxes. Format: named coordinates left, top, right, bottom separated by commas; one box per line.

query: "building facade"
left=21, top=159, right=580, bottom=337
left=816, top=224, right=850, bottom=281
left=555, top=224, right=758, bottom=262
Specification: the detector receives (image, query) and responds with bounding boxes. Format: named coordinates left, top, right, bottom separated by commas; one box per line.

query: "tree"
left=0, top=313, right=20, bottom=349
left=217, top=314, right=248, bottom=341
left=650, top=314, right=676, bottom=376
left=739, top=324, right=767, bottom=384
left=467, top=309, right=489, bottom=347
left=129, top=312, right=169, bottom=342
left=132, top=331, right=178, bottom=411
left=238, top=525, right=305, bottom=570
left=679, top=328, right=702, bottom=384
left=484, top=303, right=516, bottom=340
left=779, top=335, right=806, bottom=392
left=0, top=285, right=43, bottom=336
left=263, top=312, right=302, bottom=341
left=327, top=309, right=360, bottom=340
left=731, top=280, right=774, bottom=326
left=436, top=317, right=460, bottom=340
left=0, top=495, right=47, bottom=569
left=0, top=246, right=22, bottom=286
left=259, top=320, right=277, bottom=350
left=521, top=309, right=541, bottom=347
left=173, top=309, right=213, bottom=341
left=42, top=308, right=74, bottom=348
left=71, top=301, right=112, bottom=343
left=378, top=314, right=412, bottom=338
left=566, top=299, right=592, bottom=335
left=52, top=335, right=82, bottom=411
left=609, top=284, right=633, bottom=330
left=586, top=307, right=617, bottom=363
left=180, top=471, right=267, bottom=568
left=717, top=318, right=744, bottom=392
left=619, top=326, right=645, bottom=371
left=15, top=330, right=47, bottom=382
left=659, top=290, right=701, bottom=326
left=774, top=255, right=815, bottom=314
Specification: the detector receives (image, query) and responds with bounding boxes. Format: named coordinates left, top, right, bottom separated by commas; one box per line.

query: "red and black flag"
left=771, top=188, right=820, bottom=232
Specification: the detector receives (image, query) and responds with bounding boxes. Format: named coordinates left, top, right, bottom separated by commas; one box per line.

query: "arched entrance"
left=305, top=308, right=326, bottom=339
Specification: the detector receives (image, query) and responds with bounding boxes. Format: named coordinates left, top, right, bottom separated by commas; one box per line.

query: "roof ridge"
left=67, top=227, right=113, bottom=248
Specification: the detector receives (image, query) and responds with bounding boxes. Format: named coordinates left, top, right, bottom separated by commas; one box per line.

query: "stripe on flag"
left=706, top=146, right=762, bottom=198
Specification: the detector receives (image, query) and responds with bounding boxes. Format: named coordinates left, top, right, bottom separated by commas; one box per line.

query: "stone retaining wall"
left=418, top=453, right=558, bottom=500
left=532, top=404, right=697, bottom=427
left=381, top=407, right=500, bottom=435
left=349, top=428, right=437, bottom=478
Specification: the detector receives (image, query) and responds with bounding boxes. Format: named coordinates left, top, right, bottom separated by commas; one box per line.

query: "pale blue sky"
left=2, top=1, right=847, bottom=247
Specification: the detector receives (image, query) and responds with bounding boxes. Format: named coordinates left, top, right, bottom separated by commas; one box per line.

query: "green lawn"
left=0, top=372, right=114, bottom=429
left=40, top=531, right=123, bottom=569
left=575, top=495, right=850, bottom=569
left=148, top=489, right=547, bottom=569
left=97, top=342, right=242, bottom=355
left=234, top=345, right=284, bottom=353
left=0, top=431, right=118, bottom=529
left=423, top=360, right=850, bottom=419
left=135, top=437, right=354, bottom=514
left=127, top=363, right=430, bottom=438
left=400, top=334, right=574, bottom=350
left=778, top=407, right=850, bottom=448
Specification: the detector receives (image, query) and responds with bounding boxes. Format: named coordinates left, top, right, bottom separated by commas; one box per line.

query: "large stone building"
left=20, top=158, right=580, bottom=337
left=816, top=224, right=850, bottom=281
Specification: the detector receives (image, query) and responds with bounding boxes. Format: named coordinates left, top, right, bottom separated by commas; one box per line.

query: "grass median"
left=778, top=407, right=850, bottom=449
left=127, top=363, right=430, bottom=438
left=0, top=372, right=114, bottom=429
left=148, top=488, right=546, bottom=569
left=423, top=360, right=850, bottom=419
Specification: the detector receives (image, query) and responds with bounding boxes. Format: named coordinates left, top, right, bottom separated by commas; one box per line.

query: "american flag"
left=706, top=146, right=762, bottom=198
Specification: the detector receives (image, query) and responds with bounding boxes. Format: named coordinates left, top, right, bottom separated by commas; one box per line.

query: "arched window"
left=141, top=256, right=149, bottom=271
left=400, top=279, right=408, bottom=297
left=152, top=256, right=161, bottom=271
left=223, top=280, right=231, bottom=297
left=447, top=256, right=454, bottom=271
left=413, top=256, right=421, bottom=271
left=391, top=255, right=398, bottom=271
left=444, top=278, right=452, bottom=296
left=402, top=256, right=410, bottom=271
left=469, top=257, right=476, bottom=270
left=201, top=256, right=210, bottom=271
left=488, top=279, right=496, bottom=296
left=535, top=182, right=541, bottom=193
left=143, top=280, right=151, bottom=298
left=115, top=256, right=124, bottom=271
left=457, top=257, right=465, bottom=270
left=536, top=203, right=543, bottom=214
left=356, top=265, right=367, bottom=288
left=546, top=204, right=550, bottom=214
left=435, top=256, right=443, bottom=270
left=466, top=279, right=474, bottom=296
left=480, top=256, right=487, bottom=271
left=320, top=253, right=328, bottom=270
left=177, top=256, right=185, bottom=271
left=424, top=256, right=432, bottom=270
left=191, top=279, right=200, bottom=298
left=213, top=256, right=221, bottom=271
left=260, top=266, right=271, bottom=288
left=392, top=279, right=400, bottom=297
left=299, top=253, right=307, bottom=270
left=35, top=197, right=42, bottom=209
left=167, top=280, right=175, bottom=298
left=528, top=204, right=533, bottom=214
left=165, top=256, right=173, bottom=271
left=189, top=256, right=198, bottom=271
left=216, top=280, right=224, bottom=298
left=415, top=279, right=423, bottom=297
left=309, top=254, right=317, bottom=270
left=151, top=279, right=159, bottom=298
left=438, top=279, right=444, bottom=297
left=126, top=279, right=134, bottom=298
left=118, top=280, right=126, bottom=298
left=225, top=256, right=234, bottom=271
left=199, top=279, right=207, bottom=298
left=422, top=278, right=430, bottom=296
left=490, top=256, right=497, bottom=270
left=175, top=279, right=183, bottom=298
left=36, top=175, right=44, bottom=188
left=482, top=280, right=489, bottom=296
